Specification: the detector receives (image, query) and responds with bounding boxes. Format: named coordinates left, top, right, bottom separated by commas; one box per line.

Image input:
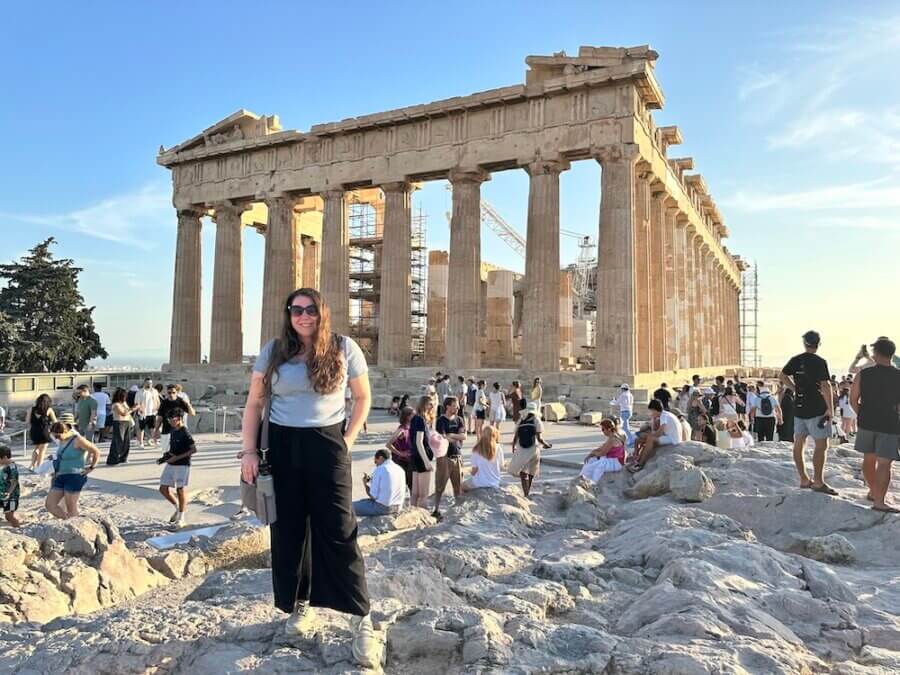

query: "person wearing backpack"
left=750, top=387, right=782, bottom=442
left=508, top=402, right=552, bottom=497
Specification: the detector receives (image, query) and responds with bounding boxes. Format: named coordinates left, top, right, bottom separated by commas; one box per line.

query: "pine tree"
left=0, top=238, right=107, bottom=372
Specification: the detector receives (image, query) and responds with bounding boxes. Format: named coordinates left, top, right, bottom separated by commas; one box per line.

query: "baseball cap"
left=802, top=330, right=821, bottom=347
left=620, top=383, right=630, bottom=390
left=59, top=412, right=76, bottom=425
left=871, top=337, right=896, bottom=358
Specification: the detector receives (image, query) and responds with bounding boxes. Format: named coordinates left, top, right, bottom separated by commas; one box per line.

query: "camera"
left=156, top=452, right=174, bottom=465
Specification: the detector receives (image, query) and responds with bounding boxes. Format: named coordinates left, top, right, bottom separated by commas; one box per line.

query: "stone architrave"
left=485, top=269, right=515, bottom=365
left=446, top=169, right=489, bottom=371
left=523, top=157, right=568, bottom=372
left=320, top=189, right=349, bottom=334
left=595, top=145, right=639, bottom=377
left=260, top=194, right=302, bottom=346
left=633, top=168, right=652, bottom=374
left=378, top=182, right=412, bottom=367
left=168, top=209, right=203, bottom=365
left=301, top=236, right=319, bottom=289
left=649, top=184, right=667, bottom=372
left=210, top=201, right=249, bottom=364
left=426, top=251, right=449, bottom=362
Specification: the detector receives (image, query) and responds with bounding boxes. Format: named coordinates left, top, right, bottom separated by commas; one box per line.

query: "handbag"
left=429, top=428, right=449, bottom=459
left=240, top=398, right=278, bottom=525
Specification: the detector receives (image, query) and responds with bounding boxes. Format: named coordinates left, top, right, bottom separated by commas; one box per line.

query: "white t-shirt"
left=658, top=410, right=681, bottom=445
left=488, top=390, right=505, bottom=410
left=369, top=459, right=407, bottom=508
left=135, top=388, right=160, bottom=417
left=474, top=389, right=488, bottom=412
left=91, top=392, right=111, bottom=417
left=614, top=391, right=634, bottom=412
left=470, top=445, right=505, bottom=489
left=838, top=394, right=856, bottom=419
left=745, top=392, right=758, bottom=411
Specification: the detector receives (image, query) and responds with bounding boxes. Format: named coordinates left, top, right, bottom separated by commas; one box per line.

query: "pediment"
left=159, top=109, right=282, bottom=156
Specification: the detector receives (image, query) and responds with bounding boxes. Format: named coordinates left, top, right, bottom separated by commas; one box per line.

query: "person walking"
left=838, top=384, right=857, bottom=438
left=91, top=383, right=111, bottom=443
left=135, top=378, right=160, bottom=448
left=107, top=388, right=135, bottom=465
left=44, top=421, right=100, bottom=520
left=74, top=385, right=97, bottom=440
left=611, top=384, right=635, bottom=446
left=749, top=387, right=782, bottom=442
left=1, top=446, right=22, bottom=527
left=780, top=331, right=837, bottom=494
left=26, top=394, right=57, bottom=471
left=488, top=382, right=507, bottom=427
left=240, top=288, right=380, bottom=668
left=530, top=378, right=543, bottom=413
left=508, top=402, right=552, bottom=497
left=157, top=408, right=196, bottom=529
left=849, top=338, right=900, bottom=513
left=778, top=385, right=795, bottom=442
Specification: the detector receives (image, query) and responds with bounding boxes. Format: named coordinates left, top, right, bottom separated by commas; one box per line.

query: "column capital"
left=264, top=192, right=305, bottom=209
left=211, top=200, right=252, bottom=223
left=674, top=211, right=690, bottom=227
left=177, top=207, right=205, bottom=220
left=448, top=167, right=490, bottom=185
left=593, top=143, right=640, bottom=165
left=523, top=156, right=570, bottom=176
left=320, top=188, right=346, bottom=201
left=649, top=179, right=666, bottom=197
left=380, top=180, right=412, bottom=193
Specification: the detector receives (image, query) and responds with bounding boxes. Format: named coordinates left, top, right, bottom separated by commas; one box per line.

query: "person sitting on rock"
left=627, top=399, right=680, bottom=473
left=726, top=420, right=754, bottom=449
left=580, top=418, right=626, bottom=482
left=673, top=409, right=692, bottom=442
left=692, top=412, right=717, bottom=446
left=353, top=448, right=407, bottom=517
left=463, top=425, right=504, bottom=491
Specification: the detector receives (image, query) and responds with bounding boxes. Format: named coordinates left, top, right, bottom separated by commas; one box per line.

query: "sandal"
left=811, top=483, right=838, bottom=496
left=799, top=483, right=813, bottom=489
left=872, top=505, right=900, bottom=514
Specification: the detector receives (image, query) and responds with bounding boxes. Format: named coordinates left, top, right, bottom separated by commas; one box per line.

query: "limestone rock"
left=148, top=550, right=190, bottom=579
left=358, top=506, right=434, bottom=536
left=564, top=401, right=582, bottom=419
left=804, top=533, right=856, bottom=563
left=669, top=467, right=716, bottom=502
left=187, top=569, right=270, bottom=602
left=542, top=402, right=567, bottom=421
left=580, top=411, right=604, bottom=425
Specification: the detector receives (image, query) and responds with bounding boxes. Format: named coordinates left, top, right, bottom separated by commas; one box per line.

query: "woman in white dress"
left=580, top=418, right=626, bottom=482
left=488, top=382, right=507, bottom=427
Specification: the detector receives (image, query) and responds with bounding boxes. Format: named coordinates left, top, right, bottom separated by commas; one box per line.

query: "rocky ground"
left=2, top=439, right=899, bottom=674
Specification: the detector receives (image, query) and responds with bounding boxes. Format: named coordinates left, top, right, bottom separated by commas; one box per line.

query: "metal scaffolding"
left=740, top=262, right=760, bottom=367
left=411, top=206, right=427, bottom=359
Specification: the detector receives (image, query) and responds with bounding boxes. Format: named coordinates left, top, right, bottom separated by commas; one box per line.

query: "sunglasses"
left=288, top=305, right=319, bottom=317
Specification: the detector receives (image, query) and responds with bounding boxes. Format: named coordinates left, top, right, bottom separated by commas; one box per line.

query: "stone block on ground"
left=804, top=534, right=856, bottom=564
left=358, top=507, right=434, bottom=536
left=580, top=412, right=604, bottom=425
left=669, top=468, right=716, bottom=502
left=543, top=402, right=567, bottom=422
left=564, top=401, right=582, bottom=418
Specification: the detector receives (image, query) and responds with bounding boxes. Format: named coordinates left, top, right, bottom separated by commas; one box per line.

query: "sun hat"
left=526, top=401, right=540, bottom=413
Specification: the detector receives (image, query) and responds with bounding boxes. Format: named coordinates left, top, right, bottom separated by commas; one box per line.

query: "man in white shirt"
left=91, top=383, right=111, bottom=442
left=135, top=378, right=161, bottom=448
left=610, top=384, right=635, bottom=446
left=353, top=449, right=407, bottom=517
left=0, top=405, right=5, bottom=432
left=629, top=399, right=680, bottom=472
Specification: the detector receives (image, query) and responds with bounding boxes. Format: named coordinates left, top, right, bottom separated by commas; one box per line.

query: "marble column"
left=168, top=209, right=203, bottom=365
left=378, top=182, right=412, bottom=367
left=523, top=158, right=568, bottom=372
left=649, top=185, right=667, bottom=372
left=485, top=270, right=515, bottom=365
left=701, top=247, right=713, bottom=366
left=672, top=209, right=689, bottom=370
left=320, top=189, right=349, bottom=334
left=210, top=202, right=248, bottom=364
left=426, top=250, right=449, bottom=363
left=692, top=237, right=706, bottom=368
left=662, top=200, right=678, bottom=371
left=260, top=194, right=302, bottom=347
left=595, top=145, right=640, bottom=377
left=711, top=262, right=722, bottom=365
left=446, top=169, right=489, bottom=370
left=559, top=271, right=574, bottom=361
left=301, top=237, right=319, bottom=289
left=633, top=169, right=652, bottom=374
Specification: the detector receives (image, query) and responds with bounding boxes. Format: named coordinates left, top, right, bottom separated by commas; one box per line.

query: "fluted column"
left=260, top=194, right=302, bottom=347
left=447, top=169, right=489, bottom=370
left=634, top=168, right=652, bottom=374
left=672, top=210, right=689, bottom=370
left=210, top=202, right=249, bottom=364
left=301, top=237, right=319, bottom=289
left=169, top=209, right=203, bottom=365
left=649, top=185, right=667, bottom=372
left=378, top=182, right=412, bottom=367
left=662, top=200, right=678, bottom=370
left=701, top=246, right=714, bottom=366
left=320, top=189, right=349, bottom=334
left=595, top=145, right=640, bottom=377
left=426, top=251, right=449, bottom=362
left=523, top=158, right=568, bottom=372
left=684, top=230, right=697, bottom=368
left=712, top=262, right=722, bottom=365
left=693, top=238, right=707, bottom=367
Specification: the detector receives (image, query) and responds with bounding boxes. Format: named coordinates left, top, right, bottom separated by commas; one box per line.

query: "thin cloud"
left=767, top=110, right=865, bottom=149
left=0, top=182, right=172, bottom=250
left=722, top=179, right=900, bottom=212
left=738, top=67, right=785, bottom=100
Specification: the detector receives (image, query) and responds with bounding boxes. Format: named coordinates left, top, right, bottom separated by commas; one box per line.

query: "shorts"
left=2, top=497, right=19, bottom=513
left=794, top=415, right=830, bottom=441
left=855, top=428, right=900, bottom=461
left=52, top=473, right=88, bottom=493
left=464, top=405, right=473, bottom=416
left=160, top=464, right=191, bottom=488
left=475, top=410, right=486, bottom=420
left=96, top=414, right=107, bottom=429
left=140, top=416, right=157, bottom=431
left=657, top=434, right=677, bottom=446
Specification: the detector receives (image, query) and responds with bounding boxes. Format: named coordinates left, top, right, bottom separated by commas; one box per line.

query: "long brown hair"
left=263, top=288, right=345, bottom=395
left=473, top=425, right=500, bottom=461
left=415, top=395, right=435, bottom=427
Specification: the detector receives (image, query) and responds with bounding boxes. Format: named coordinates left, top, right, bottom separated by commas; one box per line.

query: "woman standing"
left=45, top=421, right=100, bottom=519
left=488, top=382, right=507, bottom=427
left=107, top=388, right=135, bottom=465
left=716, top=386, right=740, bottom=422
left=687, top=390, right=705, bottom=432
left=26, top=394, right=57, bottom=471
left=777, top=385, right=795, bottom=443
left=580, top=418, right=626, bottom=482
left=508, top=401, right=552, bottom=497
left=240, top=288, right=380, bottom=668
left=409, top=395, right=436, bottom=508
left=530, top=377, right=543, bottom=413
left=508, top=381, right=523, bottom=423
left=387, top=406, right=415, bottom=491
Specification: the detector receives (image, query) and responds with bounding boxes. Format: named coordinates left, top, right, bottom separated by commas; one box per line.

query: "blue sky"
left=2, top=1, right=898, bottom=371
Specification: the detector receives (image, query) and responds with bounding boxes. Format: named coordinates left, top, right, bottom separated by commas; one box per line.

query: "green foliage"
left=0, top=238, right=107, bottom=373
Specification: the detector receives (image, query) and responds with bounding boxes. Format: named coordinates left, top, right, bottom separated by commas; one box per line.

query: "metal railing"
left=5, top=428, right=29, bottom=459
left=210, top=406, right=244, bottom=437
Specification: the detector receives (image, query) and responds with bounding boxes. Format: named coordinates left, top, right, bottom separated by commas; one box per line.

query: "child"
left=388, top=396, right=401, bottom=416
left=157, top=409, right=197, bottom=529
left=1, top=446, right=22, bottom=527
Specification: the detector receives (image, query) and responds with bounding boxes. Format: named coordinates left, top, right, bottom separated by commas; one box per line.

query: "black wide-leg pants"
left=268, top=421, right=370, bottom=616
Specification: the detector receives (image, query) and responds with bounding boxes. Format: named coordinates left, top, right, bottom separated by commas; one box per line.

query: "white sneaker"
left=284, top=602, right=317, bottom=636
left=169, top=507, right=180, bottom=524
left=351, top=614, right=384, bottom=668
left=171, top=513, right=186, bottom=530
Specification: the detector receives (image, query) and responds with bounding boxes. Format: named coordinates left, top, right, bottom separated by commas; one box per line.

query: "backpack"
left=517, top=416, right=537, bottom=448
left=759, top=395, right=773, bottom=416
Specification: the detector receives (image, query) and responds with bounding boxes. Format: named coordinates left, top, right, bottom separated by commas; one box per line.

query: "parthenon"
left=158, top=45, right=742, bottom=381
